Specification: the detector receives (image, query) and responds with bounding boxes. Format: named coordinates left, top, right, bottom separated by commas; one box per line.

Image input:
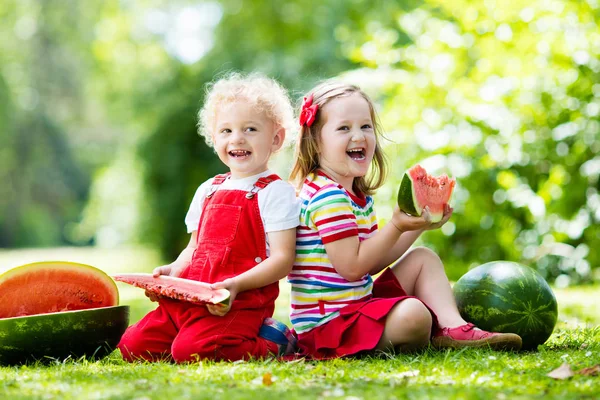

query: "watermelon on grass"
left=0, top=261, right=119, bottom=318
left=0, top=261, right=128, bottom=364
left=0, top=306, right=129, bottom=365
left=113, top=273, right=231, bottom=306
left=397, top=164, right=455, bottom=223
left=453, top=261, right=558, bottom=350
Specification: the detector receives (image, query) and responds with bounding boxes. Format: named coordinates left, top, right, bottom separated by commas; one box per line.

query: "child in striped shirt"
left=287, top=81, right=522, bottom=359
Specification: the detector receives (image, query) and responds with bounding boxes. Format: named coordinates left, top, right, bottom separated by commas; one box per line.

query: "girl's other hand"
left=207, top=278, right=239, bottom=316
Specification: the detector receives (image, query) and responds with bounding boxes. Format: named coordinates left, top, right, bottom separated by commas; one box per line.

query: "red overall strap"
left=254, top=174, right=280, bottom=189
left=212, top=173, right=231, bottom=185
left=246, top=174, right=281, bottom=198
left=206, top=173, right=231, bottom=198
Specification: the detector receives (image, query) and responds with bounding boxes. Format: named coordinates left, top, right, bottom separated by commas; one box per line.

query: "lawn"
left=0, top=247, right=598, bottom=400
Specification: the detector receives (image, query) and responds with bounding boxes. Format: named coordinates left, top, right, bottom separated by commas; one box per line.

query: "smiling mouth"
left=347, top=148, right=366, bottom=161
left=229, top=150, right=251, bottom=158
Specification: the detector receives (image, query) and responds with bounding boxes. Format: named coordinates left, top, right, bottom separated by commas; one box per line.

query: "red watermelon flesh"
left=397, top=164, right=455, bottom=223
left=0, top=261, right=119, bottom=319
left=113, top=273, right=230, bottom=306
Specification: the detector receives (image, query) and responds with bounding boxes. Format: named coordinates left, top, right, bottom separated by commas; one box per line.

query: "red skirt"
left=295, top=268, right=438, bottom=359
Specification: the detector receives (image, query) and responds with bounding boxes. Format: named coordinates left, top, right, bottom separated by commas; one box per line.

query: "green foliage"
left=0, top=0, right=106, bottom=247
left=1, top=0, right=598, bottom=284
left=343, top=0, right=600, bottom=283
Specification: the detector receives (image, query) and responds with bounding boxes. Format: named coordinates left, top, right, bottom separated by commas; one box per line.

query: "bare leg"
left=375, top=298, right=432, bottom=351
left=389, top=247, right=466, bottom=328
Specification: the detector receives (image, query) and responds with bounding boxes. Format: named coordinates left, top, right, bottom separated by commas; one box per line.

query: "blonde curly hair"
left=197, top=72, right=294, bottom=148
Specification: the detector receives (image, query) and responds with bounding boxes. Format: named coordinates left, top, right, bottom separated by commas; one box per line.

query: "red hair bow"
left=299, top=94, right=318, bottom=127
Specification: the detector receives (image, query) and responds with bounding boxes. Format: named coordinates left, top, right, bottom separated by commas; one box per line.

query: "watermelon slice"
left=113, top=273, right=230, bottom=306
left=0, top=261, right=119, bottom=319
left=397, top=164, right=456, bottom=223
left=0, top=305, right=129, bottom=365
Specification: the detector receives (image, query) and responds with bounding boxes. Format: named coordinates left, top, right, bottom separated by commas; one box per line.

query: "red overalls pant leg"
left=118, top=174, right=281, bottom=362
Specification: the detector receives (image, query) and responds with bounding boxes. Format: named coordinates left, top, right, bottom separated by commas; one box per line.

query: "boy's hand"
left=145, top=263, right=186, bottom=302
left=152, top=263, right=185, bottom=278
left=207, top=278, right=239, bottom=316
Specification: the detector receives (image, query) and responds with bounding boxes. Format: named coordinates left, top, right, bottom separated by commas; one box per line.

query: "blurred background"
left=1, top=0, right=598, bottom=295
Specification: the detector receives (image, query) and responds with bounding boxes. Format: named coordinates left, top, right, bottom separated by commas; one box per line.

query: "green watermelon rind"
left=0, top=305, right=129, bottom=365
left=0, top=260, right=119, bottom=305
left=397, top=172, right=421, bottom=217
left=453, top=261, right=558, bottom=350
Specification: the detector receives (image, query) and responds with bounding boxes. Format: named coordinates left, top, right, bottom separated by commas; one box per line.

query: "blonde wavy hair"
left=197, top=72, right=294, bottom=148
left=289, top=81, right=388, bottom=196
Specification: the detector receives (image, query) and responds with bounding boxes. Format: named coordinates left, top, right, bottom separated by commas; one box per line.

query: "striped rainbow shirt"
left=289, top=171, right=378, bottom=334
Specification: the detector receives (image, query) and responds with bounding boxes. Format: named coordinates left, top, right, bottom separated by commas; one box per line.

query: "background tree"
left=1, top=0, right=597, bottom=284
left=343, top=0, right=599, bottom=283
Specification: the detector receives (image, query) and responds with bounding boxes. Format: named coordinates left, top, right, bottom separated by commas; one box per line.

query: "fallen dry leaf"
left=262, top=372, right=273, bottom=386
left=576, top=365, right=600, bottom=377
left=547, top=363, right=575, bottom=380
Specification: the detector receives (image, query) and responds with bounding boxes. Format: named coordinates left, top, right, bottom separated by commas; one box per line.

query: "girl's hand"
left=424, top=203, right=453, bottom=231
left=207, top=278, right=239, bottom=316
left=390, top=206, right=432, bottom=232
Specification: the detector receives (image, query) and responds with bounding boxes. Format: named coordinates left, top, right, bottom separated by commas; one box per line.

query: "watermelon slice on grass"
left=0, top=260, right=119, bottom=318
left=397, top=164, right=456, bottom=223
left=0, top=305, right=129, bottom=365
left=113, top=273, right=231, bottom=306
left=0, top=261, right=128, bottom=364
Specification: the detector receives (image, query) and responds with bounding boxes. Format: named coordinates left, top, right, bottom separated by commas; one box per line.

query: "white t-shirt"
left=185, top=170, right=300, bottom=254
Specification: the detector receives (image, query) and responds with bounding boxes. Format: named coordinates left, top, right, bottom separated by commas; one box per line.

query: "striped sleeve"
left=307, top=185, right=358, bottom=244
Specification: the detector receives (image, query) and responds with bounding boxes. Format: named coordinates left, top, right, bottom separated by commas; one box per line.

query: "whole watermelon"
left=453, top=261, right=558, bottom=350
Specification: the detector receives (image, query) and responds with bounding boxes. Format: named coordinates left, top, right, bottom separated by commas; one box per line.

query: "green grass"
left=1, top=247, right=599, bottom=400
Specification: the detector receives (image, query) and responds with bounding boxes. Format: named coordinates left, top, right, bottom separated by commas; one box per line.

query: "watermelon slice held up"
left=397, top=164, right=456, bottom=223
left=113, top=273, right=230, bottom=306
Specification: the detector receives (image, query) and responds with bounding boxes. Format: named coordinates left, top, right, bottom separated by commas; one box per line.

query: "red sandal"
left=432, top=323, right=522, bottom=351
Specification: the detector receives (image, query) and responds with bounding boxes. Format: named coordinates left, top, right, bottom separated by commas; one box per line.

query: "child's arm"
left=325, top=207, right=433, bottom=281
left=376, top=229, right=424, bottom=271
left=152, top=231, right=198, bottom=277
left=207, top=227, right=296, bottom=316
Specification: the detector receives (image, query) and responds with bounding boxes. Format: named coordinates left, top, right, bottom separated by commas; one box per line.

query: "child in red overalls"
left=118, top=73, right=299, bottom=362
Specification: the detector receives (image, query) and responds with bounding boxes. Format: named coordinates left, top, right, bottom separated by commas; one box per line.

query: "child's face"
left=211, top=99, right=284, bottom=179
left=318, top=93, right=376, bottom=192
